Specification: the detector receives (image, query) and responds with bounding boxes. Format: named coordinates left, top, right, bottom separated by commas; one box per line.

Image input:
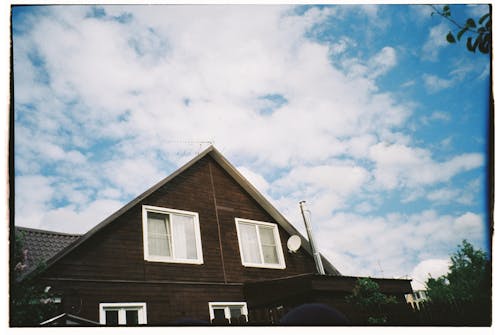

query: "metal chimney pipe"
left=299, top=201, right=325, bottom=275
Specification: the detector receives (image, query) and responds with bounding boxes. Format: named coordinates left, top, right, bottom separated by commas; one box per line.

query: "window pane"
left=262, top=245, right=279, bottom=264
left=259, top=226, right=275, bottom=245
left=238, top=223, right=261, bottom=263
left=259, top=226, right=279, bottom=264
left=105, top=310, right=119, bottom=325
left=172, top=214, right=197, bottom=259
left=213, top=308, right=226, bottom=320
left=147, top=212, right=171, bottom=257
left=229, top=306, right=242, bottom=318
left=126, top=310, right=139, bottom=325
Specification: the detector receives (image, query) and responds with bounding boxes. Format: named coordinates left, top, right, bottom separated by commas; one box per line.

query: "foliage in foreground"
left=431, top=5, right=491, bottom=54
left=10, top=232, right=58, bottom=327
left=425, top=240, right=491, bottom=305
left=423, top=240, right=491, bottom=325
left=346, top=277, right=397, bottom=324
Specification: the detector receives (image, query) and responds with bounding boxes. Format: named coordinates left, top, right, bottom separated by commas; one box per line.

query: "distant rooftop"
left=15, top=226, right=81, bottom=271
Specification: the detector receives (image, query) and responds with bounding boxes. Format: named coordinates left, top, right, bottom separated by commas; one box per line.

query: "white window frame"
left=99, top=302, right=147, bottom=325
left=208, top=302, right=248, bottom=324
left=142, top=205, right=204, bottom=264
left=235, top=218, right=286, bottom=269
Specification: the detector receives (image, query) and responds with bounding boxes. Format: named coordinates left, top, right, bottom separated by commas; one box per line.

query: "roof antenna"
left=299, top=201, right=325, bottom=275
left=198, top=139, right=215, bottom=154
left=377, top=260, right=384, bottom=277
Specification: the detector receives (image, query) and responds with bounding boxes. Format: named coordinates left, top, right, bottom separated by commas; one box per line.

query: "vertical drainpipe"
left=300, top=201, right=325, bottom=275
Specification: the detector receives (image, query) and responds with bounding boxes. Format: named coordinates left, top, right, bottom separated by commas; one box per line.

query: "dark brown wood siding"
left=46, top=155, right=316, bottom=283
left=45, top=279, right=244, bottom=325
left=207, top=156, right=316, bottom=282
left=42, top=154, right=318, bottom=324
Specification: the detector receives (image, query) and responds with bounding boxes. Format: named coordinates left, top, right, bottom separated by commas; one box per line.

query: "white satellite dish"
left=287, top=235, right=301, bottom=253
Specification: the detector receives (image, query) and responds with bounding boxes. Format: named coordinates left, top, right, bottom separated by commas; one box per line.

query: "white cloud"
left=15, top=175, right=55, bottom=228
left=454, top=212, right=484, bottom=239
left=401, top=80, right=415, bottom=88
left=426, top=180, right=480, bottom=206
left=344, top=134, right=377, bottom=158
left=465, top=4, right=490, bottom=19
left=329, top=37, right=355, bottom=55
left=422, top=74, right=454, bottom=93
left=422, top=23, right=449, bottom=61
left=421, top=111, right=451, bottom=125
left=354, top=201, right=375, bottom=213
left=98, top=187, right=123, bottom=200
left=369, top=143, right=483, bottom=190
left=410, top=259, right=450, bottom=290
left=439, top=136, right=453, bottom=149
left=427, top=188, right=459, bottom=203
left=339, top=46, right=397, bottom=81
left=369, top=46, right=397, bottom=78
left=316, top=209, right=485, bottom=279
left=237, top=166, right=270, bottom=195
left=274, top=163, right=370, bottom=195
left=42, top=199, right=124, bottom=234
left=103, top=156, right=166, bottom=197
left=409, top=4, right=435, bottom=22
left=14, top=5, right=415, bottom=180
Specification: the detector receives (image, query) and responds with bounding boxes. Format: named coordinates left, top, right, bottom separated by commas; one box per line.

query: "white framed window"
left=99, top=302, right=147, bottom=325
left=235, top=218, right=286, bottom=269
left=208, top=302, right=248, bottom=324
left=142, top=205, right=204, bottom=264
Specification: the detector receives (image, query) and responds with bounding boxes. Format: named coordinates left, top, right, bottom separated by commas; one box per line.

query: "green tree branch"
left=430, top=5, right=491, bottom=54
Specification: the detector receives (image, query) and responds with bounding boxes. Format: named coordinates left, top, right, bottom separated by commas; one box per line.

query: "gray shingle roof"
left=15, top=226, right=81, bottom=271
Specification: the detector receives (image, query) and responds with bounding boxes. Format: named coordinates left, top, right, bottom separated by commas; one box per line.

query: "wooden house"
left=14, top=146, right=412, bottom=325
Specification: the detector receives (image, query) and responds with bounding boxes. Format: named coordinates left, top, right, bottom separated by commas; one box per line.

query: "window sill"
left=144, top=257, right=204, bottom=265
left=241, top=262, right=286, bottom=270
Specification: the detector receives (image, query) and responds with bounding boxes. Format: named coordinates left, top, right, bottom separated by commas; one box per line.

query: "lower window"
left=99, top=302, right=147, bottom=325
left=208, top=302, right=248, bottom=324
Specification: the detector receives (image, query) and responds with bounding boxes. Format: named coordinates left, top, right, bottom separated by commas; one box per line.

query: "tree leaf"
left=466, top=18, right=477, bottom=28
left=478, top=36, right=490, bottom=54
left=446, top=32, right=456, bottom=43
left=467, top=37, right=478, bottom=52
left=478, top=13, right=490, bottom=25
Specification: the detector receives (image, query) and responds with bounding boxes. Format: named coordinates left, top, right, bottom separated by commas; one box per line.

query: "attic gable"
left=24, top=146, right=340, bottom=276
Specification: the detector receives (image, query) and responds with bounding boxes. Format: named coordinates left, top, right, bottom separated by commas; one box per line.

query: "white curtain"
left=172, top=214, right=197, bottom=259
left=259, top=226, right=279, bottom=264
left=147, top=213, right=171, bottom=257
left=238, top=223, right=261, bottom=264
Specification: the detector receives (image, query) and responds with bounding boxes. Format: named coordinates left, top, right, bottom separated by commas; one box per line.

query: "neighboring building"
left=14, top=146, right=412, bottom=325
left=405, top=290, right=428, bottom=310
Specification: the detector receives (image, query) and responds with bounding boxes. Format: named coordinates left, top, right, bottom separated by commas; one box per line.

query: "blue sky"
left=11, top=4, right=491, bottom=290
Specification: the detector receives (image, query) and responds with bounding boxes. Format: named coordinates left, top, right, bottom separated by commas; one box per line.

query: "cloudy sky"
left=11, top=4, right=491, bottom=290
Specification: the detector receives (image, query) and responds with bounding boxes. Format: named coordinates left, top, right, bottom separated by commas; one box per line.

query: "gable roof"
left=15, top=226, right=81, bottom=272
left=23, top=146, right=340, bottom=276
left=40, top=313, right=100, bottom=326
